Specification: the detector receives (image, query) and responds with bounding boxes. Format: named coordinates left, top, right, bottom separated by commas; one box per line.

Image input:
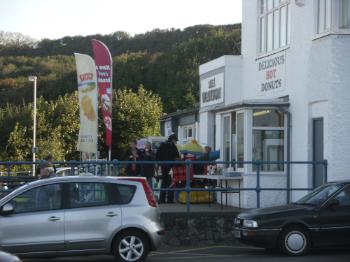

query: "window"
left=316, top=0, right=332, bottom=34
left=333, top=186, right=350, bottom=207
left=70, top=182, right=108, bottom=208
left=259, top=0, right=290, bottom=53
left=10, top=184, right=62, bottom=213
left=340, top=0, right=350, bottom=29
left=181, top=125, right=195, bottom=144
left=109, top=183, right=136, bottom=204
left=296, top=184, right=341, bottom=205
left=253, top=109, right=284, bottom=127
left=237, top=113, right=245, bottom=168
left=223, top=115, right=231, bottom=167
left=252, top=109, right=285, bottom=172
left=316, top=0, right=350, bottom=34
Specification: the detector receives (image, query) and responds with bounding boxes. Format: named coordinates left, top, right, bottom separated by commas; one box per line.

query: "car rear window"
left=108, top=183, right=136, bottom=204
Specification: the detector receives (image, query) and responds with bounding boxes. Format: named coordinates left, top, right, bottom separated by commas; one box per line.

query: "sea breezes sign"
left=201, top=73, right=224, bottom=107
left=91, top=39, right=113, bottom=148
left=258, top=52, right=286, bottom=95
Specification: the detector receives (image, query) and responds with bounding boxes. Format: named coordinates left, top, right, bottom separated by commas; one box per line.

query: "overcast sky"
left=0, top=0, right=242, bottom=40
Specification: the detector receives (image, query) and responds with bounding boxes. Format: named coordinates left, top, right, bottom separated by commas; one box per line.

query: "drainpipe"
left=286, top=110, right=291, bottom=204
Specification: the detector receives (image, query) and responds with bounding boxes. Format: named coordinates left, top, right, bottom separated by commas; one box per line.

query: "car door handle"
left=48, top=216, right=61, bottom=222
left=106, top=212, right=118, bottom=217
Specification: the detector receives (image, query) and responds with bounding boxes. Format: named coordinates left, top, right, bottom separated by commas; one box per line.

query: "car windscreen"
left=296, top=184, right=342, bottom=206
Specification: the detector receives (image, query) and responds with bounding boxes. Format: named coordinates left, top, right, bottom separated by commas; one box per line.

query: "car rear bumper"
left=233, top=227, right=281, bottom=248
left=147, top=222, right=164, bottom=251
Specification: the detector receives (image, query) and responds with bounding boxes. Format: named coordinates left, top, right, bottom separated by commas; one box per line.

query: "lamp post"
left=28, top=75, right=37, bottom=176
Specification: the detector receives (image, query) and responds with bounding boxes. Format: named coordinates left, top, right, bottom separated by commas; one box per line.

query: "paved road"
left=23, top=245, right=350, bottom=262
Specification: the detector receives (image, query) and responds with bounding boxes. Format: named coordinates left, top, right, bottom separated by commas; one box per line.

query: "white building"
left=199, top=0, right=350, bottom=208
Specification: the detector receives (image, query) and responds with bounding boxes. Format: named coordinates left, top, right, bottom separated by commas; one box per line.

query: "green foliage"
left=111, top=86, right=162, bottom=159
left=0, top=24, right=241, bottom=161
left=4, top=93, right=80, bottom=161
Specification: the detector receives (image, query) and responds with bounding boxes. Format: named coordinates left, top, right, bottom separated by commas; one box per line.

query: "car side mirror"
left=1, top=203, right=14, bottom=215
left=327, top=198, right=340, bottom=209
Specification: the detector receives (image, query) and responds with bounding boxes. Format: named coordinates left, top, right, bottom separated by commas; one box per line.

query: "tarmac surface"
left=23, top=245, right=350, bottom=262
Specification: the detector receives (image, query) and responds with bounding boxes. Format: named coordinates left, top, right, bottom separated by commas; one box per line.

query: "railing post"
left=256, top=161, right=261, bottom=208
left=185, top=159, right=191, bottom=215
left=287, top=160, right=290, bottom=204
left=113, top=159, right=119, bottom=176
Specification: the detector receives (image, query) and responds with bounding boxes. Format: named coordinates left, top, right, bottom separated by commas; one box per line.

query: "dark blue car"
left=233, top=180, right=350, bottom=256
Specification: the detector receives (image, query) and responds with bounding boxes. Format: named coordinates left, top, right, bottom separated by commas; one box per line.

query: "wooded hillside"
left=0, top=24, right=241, bottom=161
left=0, top=24, right=241, bottom=112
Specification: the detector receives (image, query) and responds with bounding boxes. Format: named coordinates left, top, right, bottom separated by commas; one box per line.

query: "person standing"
left=141, top=141, right=156, bottom=188
left=124, top=141, right=142, bottom=176
left=39, top=161, right=56, bottom=179
left=156, top=134, right=180, bottom=203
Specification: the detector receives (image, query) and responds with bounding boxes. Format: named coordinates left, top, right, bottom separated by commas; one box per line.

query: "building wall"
left=196, top=1, right=350, bottom=208
left=325, top=36, right=350, bottom=181
left=241, top=1, right=350, bottom=204
left=199, top=55, right=242, bottom=149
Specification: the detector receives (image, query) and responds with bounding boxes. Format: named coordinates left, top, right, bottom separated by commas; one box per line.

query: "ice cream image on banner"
left=81, top=95, right=96, bottom=121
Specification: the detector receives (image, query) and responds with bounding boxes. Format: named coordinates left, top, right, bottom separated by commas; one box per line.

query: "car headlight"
left=243, top=219, right=258, bottom=228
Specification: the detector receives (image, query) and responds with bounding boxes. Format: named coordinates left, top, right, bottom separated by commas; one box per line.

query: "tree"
left=5, top=93, right=80, bottom=162
left=111, top=86, right=162, bottom=159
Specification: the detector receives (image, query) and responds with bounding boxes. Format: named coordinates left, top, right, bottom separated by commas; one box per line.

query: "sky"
left=0, top=0, right=242, bottom=40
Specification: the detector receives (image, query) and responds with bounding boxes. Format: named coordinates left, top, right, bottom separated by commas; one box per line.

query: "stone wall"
left=160, top=212, right=239, bottom=247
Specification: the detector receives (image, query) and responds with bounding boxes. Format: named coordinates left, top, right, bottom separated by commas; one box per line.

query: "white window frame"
left=236, top=110, right=247, bottom=172
left=180, top=124, right=196, bottom=145
left=251, top=108, right=287, bottom=174
left=314, top=0, right=350, bottom=38
left=258, top=0, right=291, bottom=55
left=222, top=113, right=232, bottom=167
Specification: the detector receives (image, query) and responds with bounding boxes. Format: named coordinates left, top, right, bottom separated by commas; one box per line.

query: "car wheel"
left=279, top=226, right=310, bottom=256
left=114, top=229, right=149, bottom=262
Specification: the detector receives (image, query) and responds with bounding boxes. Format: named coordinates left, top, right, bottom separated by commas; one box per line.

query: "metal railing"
left=0, top=160, right=328, bottom=214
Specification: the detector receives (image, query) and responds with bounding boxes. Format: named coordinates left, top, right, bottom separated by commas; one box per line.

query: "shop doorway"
left=313, top=118, right=324, bottom=187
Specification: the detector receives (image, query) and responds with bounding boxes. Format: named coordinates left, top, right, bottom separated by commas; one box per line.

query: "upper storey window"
left=316, top=0, right=350, bottom=35
left=259, top=0, right=291, bottom=54
left=316, top=0, right=332, bottom=33
left=339, top=0, right=350, bottom=29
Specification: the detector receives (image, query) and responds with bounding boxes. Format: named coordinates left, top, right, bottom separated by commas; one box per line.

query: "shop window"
left=223, top=115, right=231, bottom=167
left=253, top=130, right=284, bottom=171
left=253, top=109, right=284, bottom=127
left=259, top=0, right=290, bottom=54
left=252, top=109, right=285, bottom=172
left=237, top=113, right=244, bottom=168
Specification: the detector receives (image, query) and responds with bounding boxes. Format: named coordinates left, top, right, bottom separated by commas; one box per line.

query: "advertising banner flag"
left=74, top=53, right=98, bottom=155
left=91, top=39, right=113, bottom=148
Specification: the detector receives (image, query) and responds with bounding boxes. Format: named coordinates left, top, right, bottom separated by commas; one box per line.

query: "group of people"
left=38, top=135, right=211, bottom=205
left=124, top=134, right=180, bottom=203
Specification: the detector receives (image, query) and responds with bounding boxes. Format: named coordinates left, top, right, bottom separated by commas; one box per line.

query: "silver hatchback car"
left=0, top=176, right=163, bottom=262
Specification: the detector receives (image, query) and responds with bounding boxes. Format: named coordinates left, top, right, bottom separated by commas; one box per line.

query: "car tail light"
left=119, top=177, right=157, bottom=207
